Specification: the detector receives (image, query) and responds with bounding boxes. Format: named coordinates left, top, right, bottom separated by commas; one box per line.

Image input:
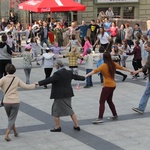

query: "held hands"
left=130, top=71, right=138, bottom=76
left=35, top=82, right=39, bottom=87
left=85, top=75, right=88, bottom=78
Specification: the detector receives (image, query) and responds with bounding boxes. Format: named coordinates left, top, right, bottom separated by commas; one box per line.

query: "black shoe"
left=43, top=85, right=47, bottom=89
left=36, top=63, right=40, bottom=65
left=84, top=85, right=90, bottom=88
left=143, top=75, right=148, bottom=80
left=50, top=127, right=61, bottom=132
left=73, top=126, right=80, bottom=131
left=122, top=75, right=127, bottom=82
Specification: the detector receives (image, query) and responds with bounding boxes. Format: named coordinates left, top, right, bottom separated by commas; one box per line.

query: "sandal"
left=5, top=137, right=11, bottom=142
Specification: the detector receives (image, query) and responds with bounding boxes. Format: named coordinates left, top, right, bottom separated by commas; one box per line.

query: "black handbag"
left=0, top=77, right=15, bottom=107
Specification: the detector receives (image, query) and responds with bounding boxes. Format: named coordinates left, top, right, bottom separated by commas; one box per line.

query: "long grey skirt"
left=52, top=98, right=74, bottom=117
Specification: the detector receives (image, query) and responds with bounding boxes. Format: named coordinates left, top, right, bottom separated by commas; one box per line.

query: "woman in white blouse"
left=93, top=27, right=110, bottom=50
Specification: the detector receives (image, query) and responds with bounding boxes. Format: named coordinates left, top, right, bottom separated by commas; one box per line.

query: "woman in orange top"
left=85, top=52, right=131, bottom=124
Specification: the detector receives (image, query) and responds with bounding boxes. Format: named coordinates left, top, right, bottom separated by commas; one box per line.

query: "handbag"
left=0, top=77, right=15, bottom=107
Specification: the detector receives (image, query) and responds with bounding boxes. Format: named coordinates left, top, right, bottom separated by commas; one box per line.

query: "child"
left=63, top=46, right=83, bottom=89
left=30, top=37, right=40, bottom=65
left=83, top=49, right=94, bottom=88
left=95, top=46, right=105, bottom=84
left=65, top=35, right=82, bottom=52
left=37, top=48, right=55, bottom=89
left=80, top=36, right=92, bottom=64
left=21, top=44, right=35, bottom=84
left=7, top=31, right=15, bottom=52
left=51, top=42, right=64, bottom=54
left=63, top=46, right=82, bottom=75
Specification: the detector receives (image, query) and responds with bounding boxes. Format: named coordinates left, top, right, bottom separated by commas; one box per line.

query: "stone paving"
left=0, top=47, right=150, bottom=150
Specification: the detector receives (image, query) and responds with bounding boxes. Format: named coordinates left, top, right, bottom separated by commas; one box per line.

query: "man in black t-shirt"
left=89, top=20, right=99, bottom=51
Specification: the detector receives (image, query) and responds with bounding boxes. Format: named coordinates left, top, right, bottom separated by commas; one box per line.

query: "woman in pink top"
left=107, top=21, right=118, bottom=43
left=80, top=36, right=92, bottom=64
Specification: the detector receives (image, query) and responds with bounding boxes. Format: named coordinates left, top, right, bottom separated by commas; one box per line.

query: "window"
left=123, top=7, right=134, bottom=19
left=97, top=7, right=108, bottom=16
left=113, top=7, right=120, bottom=18
left=97, top=7, right=120, bottom=18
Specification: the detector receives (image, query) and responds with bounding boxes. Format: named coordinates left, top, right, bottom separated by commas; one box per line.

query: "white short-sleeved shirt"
left=70, top=39, right=78, bottom=47
left=97, top=32, right=109, bottom=44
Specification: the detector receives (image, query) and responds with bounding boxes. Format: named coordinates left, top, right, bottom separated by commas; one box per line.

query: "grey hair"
left=54, top=60, right=64, bottom=68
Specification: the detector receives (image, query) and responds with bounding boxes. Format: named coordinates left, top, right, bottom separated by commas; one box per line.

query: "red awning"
left=18, top=0, right=86, bottom=12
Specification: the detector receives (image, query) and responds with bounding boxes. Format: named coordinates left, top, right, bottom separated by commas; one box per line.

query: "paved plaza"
left=0, top=48, right=150, bottom=150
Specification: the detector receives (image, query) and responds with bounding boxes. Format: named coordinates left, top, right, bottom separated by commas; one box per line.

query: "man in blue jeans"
left=39, top=21, right=50, bottom=55
left=132, top=42, right=150, bottom=114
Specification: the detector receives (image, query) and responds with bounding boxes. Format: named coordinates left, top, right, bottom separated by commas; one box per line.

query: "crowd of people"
left=1, top=9, right=150, bottom=142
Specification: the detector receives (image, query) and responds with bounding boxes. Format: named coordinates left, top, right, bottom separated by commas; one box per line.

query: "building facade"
left=80, top=0, right=150, bottom=22
left=0, top=0, right=150, bottom=27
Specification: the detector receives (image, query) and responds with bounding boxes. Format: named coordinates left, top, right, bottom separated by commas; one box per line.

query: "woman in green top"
left=52, top=22, right=68, bottom=47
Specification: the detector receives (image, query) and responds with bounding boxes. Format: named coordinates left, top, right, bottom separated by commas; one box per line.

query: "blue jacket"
left=76, top=25, right=89, bottom=38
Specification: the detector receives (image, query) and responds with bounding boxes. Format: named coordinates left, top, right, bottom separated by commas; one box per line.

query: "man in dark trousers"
left=89, top=20, right=99, bottom=51
left=38, top=21, right=50, bottom=55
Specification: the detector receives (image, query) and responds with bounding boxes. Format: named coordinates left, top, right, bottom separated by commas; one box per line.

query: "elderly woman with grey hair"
left=36, top=60, right=85, bottom=132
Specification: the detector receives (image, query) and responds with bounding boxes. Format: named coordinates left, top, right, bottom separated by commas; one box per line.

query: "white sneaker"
left=107, top=116, right=118, bottom=120
left=132, top=107, right=144, bottom=114
left=92, top=119, right=103, bottom=124
left=132, top=77, right=137, bottom=80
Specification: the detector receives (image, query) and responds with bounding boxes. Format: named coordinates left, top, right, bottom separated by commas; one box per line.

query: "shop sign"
left=97, top=0, right=139, bottom=3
